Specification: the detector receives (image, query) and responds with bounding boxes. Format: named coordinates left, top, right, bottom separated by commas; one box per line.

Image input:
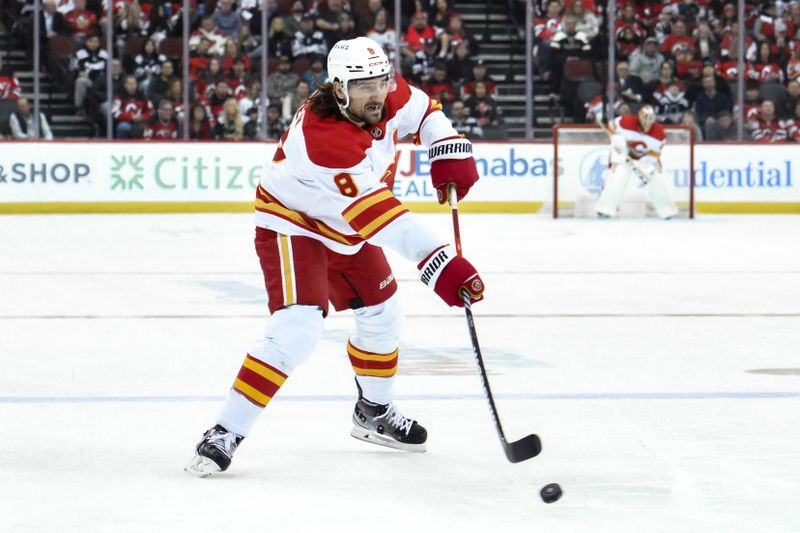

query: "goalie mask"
left=327, top=37, right=395, bottom=117
left=638, top=105, right=656, bottom=132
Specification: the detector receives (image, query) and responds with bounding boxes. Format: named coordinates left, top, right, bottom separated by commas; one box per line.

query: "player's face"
left=347, top=75, right=390, bottom=125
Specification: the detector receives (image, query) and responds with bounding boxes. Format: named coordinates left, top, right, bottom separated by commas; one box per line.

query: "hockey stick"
left=448, top=184, right=542, bottom=463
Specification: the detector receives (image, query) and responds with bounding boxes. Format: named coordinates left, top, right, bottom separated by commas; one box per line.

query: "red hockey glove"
left=418, top=245, right=485, bottom=307
left=429, top=136, right=480, bottom=205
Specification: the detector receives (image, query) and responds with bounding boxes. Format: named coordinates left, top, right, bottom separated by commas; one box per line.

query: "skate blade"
left=350, top=427, right=426, bottom=453
left=184, top=453, right=222, bottom=478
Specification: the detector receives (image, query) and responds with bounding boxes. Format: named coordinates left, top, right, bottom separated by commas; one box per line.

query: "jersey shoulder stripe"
left=342, top=187, right=408, bottom=239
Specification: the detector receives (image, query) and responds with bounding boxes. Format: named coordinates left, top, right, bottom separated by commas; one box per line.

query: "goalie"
left=596, top=105, right=679, bottom=219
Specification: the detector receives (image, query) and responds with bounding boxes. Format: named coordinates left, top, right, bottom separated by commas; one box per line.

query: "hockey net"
left=550, top=124, right=695, bottom=218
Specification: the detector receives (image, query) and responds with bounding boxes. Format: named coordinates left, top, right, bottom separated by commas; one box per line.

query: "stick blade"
left=504, top=434, right=542, bottom=463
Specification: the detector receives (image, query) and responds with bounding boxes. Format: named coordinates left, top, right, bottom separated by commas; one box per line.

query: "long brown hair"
left=309, top=82, right=344, bottom=120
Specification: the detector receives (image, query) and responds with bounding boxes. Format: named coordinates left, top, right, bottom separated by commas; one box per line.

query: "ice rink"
left=1, top=212, right=799, bottom=533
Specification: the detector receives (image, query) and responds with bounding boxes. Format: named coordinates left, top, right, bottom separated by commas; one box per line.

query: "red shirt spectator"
left=143, top=100, right=180, bottom=140
left=461, top=61, right=497, bottom=98
left=0, top=57, right=21, bottom=99
left=534, top=0, right=562, bottom=42
left=66, top=0, right=97, bottom=37
left=715, top=60, right=739, bottom=81
left=189, top=104, right=212, bottom=140
left=404, top=11, right=437, bottom=54
left=423, top=65, right=457, bottom=103
left=661, top=20, right=695, bottom=57
left=749, top=100, right=785, bottom=142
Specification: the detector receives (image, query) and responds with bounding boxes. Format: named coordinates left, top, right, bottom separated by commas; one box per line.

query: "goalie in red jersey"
left=596, top=105, right=679, bottom=219
left=186, top=37, right=484, bottom=477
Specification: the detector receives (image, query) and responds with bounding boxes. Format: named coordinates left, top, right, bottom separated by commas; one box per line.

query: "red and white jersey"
left=0, top=73, right=20, bottom=99
left=608, top=114, right=666, bottom=166
left=254, top=75, right=457, bottom=260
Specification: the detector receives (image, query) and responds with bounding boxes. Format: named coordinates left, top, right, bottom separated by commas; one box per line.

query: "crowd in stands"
left=534, top=0, right=800, bottom=142
left=1, top=0, right=506, bottom=140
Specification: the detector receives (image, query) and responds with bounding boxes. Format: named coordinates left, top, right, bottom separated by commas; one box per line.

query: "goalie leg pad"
left=644, top=171, right=680, bottom=219
left=596, top=163, right=631, bottom=218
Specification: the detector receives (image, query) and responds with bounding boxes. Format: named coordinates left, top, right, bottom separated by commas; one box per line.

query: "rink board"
left=0, top=141, right=797, bottom=213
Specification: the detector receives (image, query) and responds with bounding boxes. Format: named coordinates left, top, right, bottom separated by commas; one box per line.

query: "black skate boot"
left=184, top=424, right=243, bottom=477
left=350, top=390, right=427, bottom=453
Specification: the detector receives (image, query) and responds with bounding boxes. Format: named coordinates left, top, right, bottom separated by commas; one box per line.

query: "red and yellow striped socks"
left=232, top=354, right=288, bottom=407
left=347, top=341, right=398, bottom=378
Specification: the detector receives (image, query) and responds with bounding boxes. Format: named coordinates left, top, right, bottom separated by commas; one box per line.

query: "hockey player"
left=185, top=37, right=484, bottom=477
left=596, top=105, right=679, bottom=219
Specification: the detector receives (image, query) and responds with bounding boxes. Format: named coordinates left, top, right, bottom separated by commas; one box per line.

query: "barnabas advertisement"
left=0, top=141, right=798, bottom=207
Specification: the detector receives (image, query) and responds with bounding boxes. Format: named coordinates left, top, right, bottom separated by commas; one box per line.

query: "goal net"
left=550, top=125, right=695, bottom=218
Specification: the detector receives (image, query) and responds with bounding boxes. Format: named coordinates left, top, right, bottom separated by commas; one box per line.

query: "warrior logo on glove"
left=418, top=245, right=485, bottom=307
left=428, top=136, right=480, bottom=204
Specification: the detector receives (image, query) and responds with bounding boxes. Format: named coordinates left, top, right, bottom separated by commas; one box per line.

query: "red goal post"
left=552, top=124, right=695, bottom=219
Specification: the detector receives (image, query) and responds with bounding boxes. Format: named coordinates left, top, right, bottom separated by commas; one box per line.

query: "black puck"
left=540, top=483, right=562, bottom=503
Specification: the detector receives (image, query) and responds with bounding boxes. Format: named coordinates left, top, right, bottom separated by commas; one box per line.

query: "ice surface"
left=1, top=213, right=799, bottom=533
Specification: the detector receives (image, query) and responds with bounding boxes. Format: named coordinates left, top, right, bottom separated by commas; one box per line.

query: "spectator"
left=533, top=0, right=563, bottom=81
left=238, top=80, right=262, bottom=122
left=227, top=59, right=249, bottom=100
left=449, top=98, right=483, bottom=140
left=747, top=41, right=785, bottom=85
left=669, top=0, right=704, bottom=25
left=465, top=81, right=501, bottom=128
left=616, top=26, right=640, bottom=61
left=429, top=0, right=454, bottom=31
left=615, top=60, right=645, bottom=104
left=316, top=0, right=348, bottom=41
left=629, top=37, right=665, bottom=85
left=113, top=74, right=153, bottom=139
left=146, top=0, right=171, bottom=45
left=447, top=40, right=474, bottom=86
left=165, top=78, right=185, bottom=122
left=267, top=16, right=293, bottom=60
left=366, top=8, right=399, bottom=61
left=411, top=37, right=441, bottom=84
left=693, top=21, right=719, bottom=62
left=655, top=79, right=690, bottom=124
left=133, top=39, right=166, bottom=95
left=264, top=103, right=286, bottom=140
left=206, top=79, right=232, bottom=119
left=359, top=0, right=386, bottom=35
left=786, top=40, right=800, bottom=81
left=196, top=57, right=225, bottom=100
left=213, top=97, right=244, bottom=140
left=237, top=25, right=258, bottom=56
left=267, top=55, right=300, bottom=102
left=739, top=82, right=763, bottom=124
left=646, top=60, right=678, bottom=102
left=189, top=103, right=212, bottom=139
left=221, top=38, right=252, bottom=75
left=303, top=54, right=329, bottom=92
left=70, top=33, right=108, bottom=110
left=674, top=47, right=703, bottom=81
left=444, top=14, right=475, bottom=56
left=749, top=99, right=785, bottom=142
left=292, top=13, right=328, bottom=61
left=782, top=100, right=800, bottom=142
left=171, top=1, right=202, bottom=40
left=568, top=0, right=598, bottom=41
left=41, top=0, right=71, bottom=42
left=404, top=10, right=442, bottom=56
left=704, top=109, right=748, bottom=141
left=424, top=62, right=457, bottom=103
left=782, top=80, right=800, bottom=119
left=661, top=20, right=695, bottom=58
left=243, top=106, right=260, bottom=139
left=115, top=1, right=147, bottom=59
left=283, top=0, right=306, bottom=36
left=549, top=14, right=591, bottom=94
left=213, top=0, right=242, bottom=37
left=143, top=99, right=181, bottom=139
left=462, top=60, right=497, bottom=99
left=85, top=57, right=124, bottom=131
left=65, top=0, right=97, bottom=42
left=147, top=59, right=177, bottom=107
left=190, top=15, right=226, bottom=56
left=615, top=3, right=646, bottom=41
left=0, top=55, right=21, bottom=100
left=282, top=79, right=309, bottom=122
left=9, top=97, right=54, bottom=139
left=680, top=109, right=704, bottom=141
left=189, top=39, right=214, bottom=82
left=325, top=12, right=359, bottom=50
left=693, top=74, right=732, bottom=126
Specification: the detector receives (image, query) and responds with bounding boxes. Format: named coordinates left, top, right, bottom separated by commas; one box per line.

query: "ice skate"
left=185, top=424, right=243, bottom=478
left=350, top=396, right=427, bottom=453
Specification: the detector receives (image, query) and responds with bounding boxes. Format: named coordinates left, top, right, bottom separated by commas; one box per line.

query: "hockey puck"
left=540, top=483, right=562, bottom=503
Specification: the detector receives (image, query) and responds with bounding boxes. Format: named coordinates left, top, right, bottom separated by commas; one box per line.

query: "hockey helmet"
left=638, top=105, right=656, bottom=132
left=327, top=37, right=393, bottom=110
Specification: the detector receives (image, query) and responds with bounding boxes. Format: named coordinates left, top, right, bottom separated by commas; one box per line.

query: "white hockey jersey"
left=255, top=75, right=459, bottom=262
left=609, top=114, right=666, bottom=167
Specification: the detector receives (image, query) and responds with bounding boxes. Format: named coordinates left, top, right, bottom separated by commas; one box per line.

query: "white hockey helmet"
left=327, top=37, right=392, bottom=109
